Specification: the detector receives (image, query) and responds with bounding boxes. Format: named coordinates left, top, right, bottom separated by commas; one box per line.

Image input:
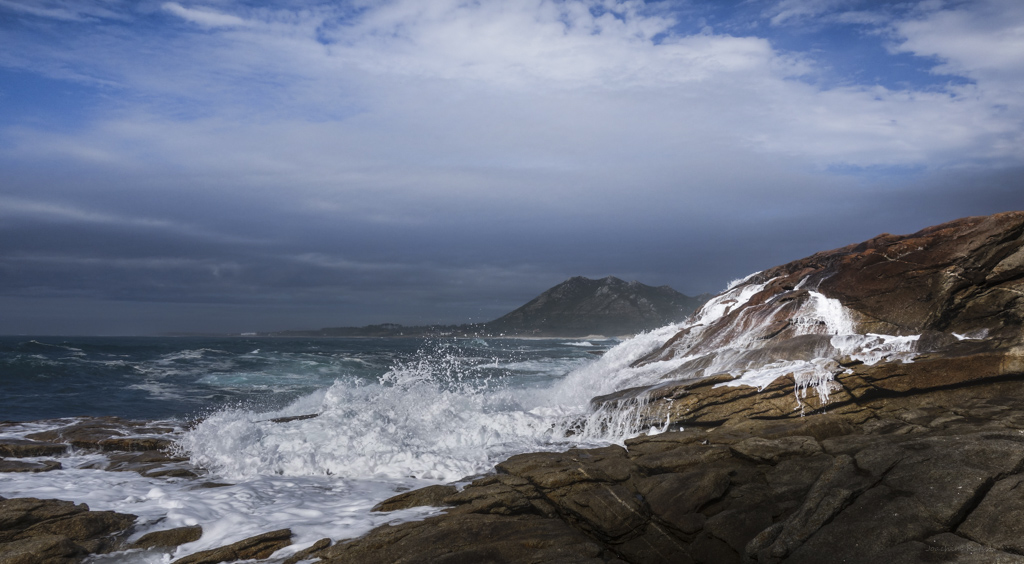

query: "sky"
left=1, top=0, right=1023, bottom=335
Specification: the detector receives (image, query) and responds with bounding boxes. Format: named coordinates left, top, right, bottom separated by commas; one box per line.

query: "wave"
left=179, top=340, right=658, bottom=483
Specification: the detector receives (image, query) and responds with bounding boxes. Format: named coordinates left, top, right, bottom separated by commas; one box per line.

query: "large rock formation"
left=484, top=276, right=710, bottom=337
left=620, top=211, right=1024, bottom=410
left=329, top=394, right=1024, bottom=563
left=319, top=212, right=1024, bottom=563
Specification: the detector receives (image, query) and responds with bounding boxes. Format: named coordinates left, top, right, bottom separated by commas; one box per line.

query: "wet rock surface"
left=338, top=371, right=1024, bottom=563
left=0, top=439, right=68, bottom=458
left=131, top=524, right=204, bottom=550
left=0, top=497, right=136, bottom=563
left=319, top=213, right=1024, bottom=563
left=169, top=528, right=292, bottom=564
left=24, top=417, right=177, bottom=452
left=630, top=212, right=1024, bottom=389
left=0, top=459, right=62, bottom=473
left=2, top=416, right=200, bottom=480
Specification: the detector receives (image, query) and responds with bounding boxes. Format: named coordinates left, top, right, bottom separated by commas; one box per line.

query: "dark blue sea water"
left=0, top=336, right=612, bottom=422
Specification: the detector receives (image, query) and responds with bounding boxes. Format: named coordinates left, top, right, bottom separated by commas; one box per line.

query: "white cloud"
left=894, top=0, right=1024, bottom=82
left=3, top=0, right=1024, bottom=205
left=0, top=195, right=264, bottom=244
left=0, top=0, right=127, bottom=21
left=767, top=0, right=859, bottom=26
left=317, top=0, right=787, bottom=88
left=162, top=2, right=249, bottom=28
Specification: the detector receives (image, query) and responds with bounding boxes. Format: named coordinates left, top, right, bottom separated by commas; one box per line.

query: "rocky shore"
left=7, top=361, right=1024, bottom=563
left=3, top=211, right=1024, bottom=563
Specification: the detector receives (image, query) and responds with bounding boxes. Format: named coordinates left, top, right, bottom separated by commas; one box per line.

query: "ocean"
left=0, top=333, right=680, bottom=562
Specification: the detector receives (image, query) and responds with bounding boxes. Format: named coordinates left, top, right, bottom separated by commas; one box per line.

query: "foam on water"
left=180, top=340, right=656, bottom=483
left=0, top=451, right=441, bottom=562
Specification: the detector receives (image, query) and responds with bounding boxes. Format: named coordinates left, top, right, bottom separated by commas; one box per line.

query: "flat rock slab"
left=0, top=439, right=68, bottom=458
left=131, top=525, right=203, bottom=550
left=171, top=528, right=292, bottom=564
left=0, top=459, right=61, bottom=473
left=0, top=534, right=87, bottom=564
left=322, top=513, right=621, bottom=564
left=25, top=417, right=177, bottom=452
left=371, top=484, right=458, bottom=512
left=959, top=474, right=1024, bottom=553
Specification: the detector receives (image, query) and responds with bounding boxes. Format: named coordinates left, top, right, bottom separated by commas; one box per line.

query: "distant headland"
left=261, top=276, right=712, bottom=339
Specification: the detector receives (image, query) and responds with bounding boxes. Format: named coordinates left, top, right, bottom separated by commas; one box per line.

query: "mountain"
left=482, top=276, right=711, bottom=337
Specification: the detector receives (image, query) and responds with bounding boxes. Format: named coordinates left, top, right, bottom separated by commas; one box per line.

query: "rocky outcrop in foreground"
left=312, top=212, right=1024, bottom=563
left=313, top=370, right=1024, bottom=563
left=0, top=497, right=136, bottom=564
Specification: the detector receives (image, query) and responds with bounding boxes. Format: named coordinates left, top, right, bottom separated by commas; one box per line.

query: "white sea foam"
left=0, top=455, right=440, bottom=563
left=180, top=342, right=650, bottom=484
left=622, top=277, right=924, bottom=407
left=693, top=276, right=770, bottom=328
left=126, top=381, right=187, bottom=401
left=954, top=328, right=989, bottom=341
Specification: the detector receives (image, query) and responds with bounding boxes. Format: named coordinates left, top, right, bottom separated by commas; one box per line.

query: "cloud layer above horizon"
left=2, top=0, right=1023, bottom=334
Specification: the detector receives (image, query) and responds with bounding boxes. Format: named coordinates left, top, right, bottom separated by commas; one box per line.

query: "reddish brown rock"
left=282, top=537, right=331, bottom=564
left=632, top=212, right=1024, bottom=385
left=131, top=525, right=203, bottom=550
left=0, top=459, right=62, bottom=473
left=25, top=417, right=177, bottom=452
left=0, top=497, right=136, bottom=561
left=371, top=484, right=458, bottom=512
left=0, top=535, right=87, bottom=564
left=170, top=529, right=292, bottom=564
left=321, top=513, right=619, bottom=564
left=0, top=439, right=68, bottom=458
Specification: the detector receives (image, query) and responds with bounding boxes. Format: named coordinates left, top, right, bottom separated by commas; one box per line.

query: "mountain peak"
left=484, top=276, right=708, bottom=337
